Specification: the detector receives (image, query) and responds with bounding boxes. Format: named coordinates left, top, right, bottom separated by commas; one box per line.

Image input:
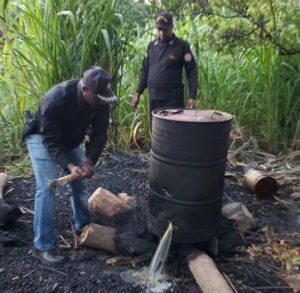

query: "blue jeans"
left=26, top=134, right=90, bottom=251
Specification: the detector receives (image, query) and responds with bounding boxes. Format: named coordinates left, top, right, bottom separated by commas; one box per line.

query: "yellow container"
left=243, top=169, right=278, bottom=197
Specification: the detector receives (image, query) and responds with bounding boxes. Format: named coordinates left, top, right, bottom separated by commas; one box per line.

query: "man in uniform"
left=131, top=11, right=198, bottom=117
left=24, top=66, right=117, bottom=265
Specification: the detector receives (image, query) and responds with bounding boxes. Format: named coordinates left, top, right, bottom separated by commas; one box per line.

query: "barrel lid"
left=152, top=108, right=233, bottom=122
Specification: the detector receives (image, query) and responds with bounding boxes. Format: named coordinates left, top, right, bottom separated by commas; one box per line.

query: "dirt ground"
left=0, top=150, right=299, bottom=292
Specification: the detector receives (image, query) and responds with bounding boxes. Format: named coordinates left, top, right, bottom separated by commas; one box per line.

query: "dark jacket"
left=26, top=80, right=109, bottom=169
left=136, top=35, right=198, bottom=101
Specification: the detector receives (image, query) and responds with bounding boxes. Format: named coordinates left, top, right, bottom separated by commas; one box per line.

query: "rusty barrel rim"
left=152, top=108, right=233, bottom=123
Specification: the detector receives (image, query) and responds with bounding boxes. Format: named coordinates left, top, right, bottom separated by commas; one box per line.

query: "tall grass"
left=197, top=48, right=300, bottom=153
left=176, top=14, right=300, bottom=153
left=0, top=0, right=150, bottom=170
left=116, top=22, right=155, bottom=150
left=0, top=1, right=299, bottom=172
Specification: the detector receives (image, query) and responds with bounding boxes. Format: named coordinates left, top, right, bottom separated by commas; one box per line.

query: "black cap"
left=82, top=66, right=118, bottom=104
left=156, top=11, right=173, bottom=31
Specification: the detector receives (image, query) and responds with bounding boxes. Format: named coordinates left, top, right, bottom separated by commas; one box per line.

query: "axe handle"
left=48, top=173, right=80, bottom=188
left=0, top=173, right=9, bottom=201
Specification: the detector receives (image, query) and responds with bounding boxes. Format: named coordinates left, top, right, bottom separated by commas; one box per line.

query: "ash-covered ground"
left=0, top=150, right=299, bottom=292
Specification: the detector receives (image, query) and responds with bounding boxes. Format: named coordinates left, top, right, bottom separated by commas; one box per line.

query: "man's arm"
left=84, top=104, right=110, bottom=165
left=183, top=41, right=198, bottom=108
left=40, top=98, right=72, bottom=169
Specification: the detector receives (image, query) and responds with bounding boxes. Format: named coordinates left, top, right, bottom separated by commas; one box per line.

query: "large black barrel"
left=148, top=109, right=232, bottom=243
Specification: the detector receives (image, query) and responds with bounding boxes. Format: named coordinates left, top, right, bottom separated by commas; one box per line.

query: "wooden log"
left=188, top=252, right=233, bottom=293
left=0, top=173, right=9, bottom=201
left=78, top=223, right=117, bottom=253
left=0, top=173, right=22, bottom=227
left=88, top=187, right=132, bottom=219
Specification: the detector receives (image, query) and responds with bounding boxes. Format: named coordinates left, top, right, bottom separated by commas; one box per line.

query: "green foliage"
left=0, top=0, right=299, bottom=172
left=190, top=0, right=300, bottom=55
left=0, top=0, right=150, bottom=171
left=176, top=6, right=300, bottom=153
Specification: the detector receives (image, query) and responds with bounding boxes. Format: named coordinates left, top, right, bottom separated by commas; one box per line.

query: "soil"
left=0, top=150, right=299, bottom=293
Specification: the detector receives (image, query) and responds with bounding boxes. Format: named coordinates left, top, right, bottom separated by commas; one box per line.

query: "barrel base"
left=147, top=215, right=219, bottom=243
left=147, top=189, right=222, bottom=243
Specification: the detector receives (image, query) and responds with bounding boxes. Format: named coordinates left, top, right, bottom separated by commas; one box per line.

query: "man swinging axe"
left=24, top=66, right=117, bottom=265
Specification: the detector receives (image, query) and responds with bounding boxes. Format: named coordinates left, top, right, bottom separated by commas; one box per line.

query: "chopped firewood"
left=89, top=187, right=132, bottom=219
left=79, top=223, right=117, bottom=253
left=188, top=251, right=233, bottom=293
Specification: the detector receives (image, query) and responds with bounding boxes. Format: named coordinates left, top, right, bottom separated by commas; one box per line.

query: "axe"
left=47, top=173, right=81, bottom=189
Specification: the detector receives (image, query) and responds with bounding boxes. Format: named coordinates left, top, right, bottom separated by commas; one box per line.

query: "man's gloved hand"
left=131, top=93, right=140, bottom=109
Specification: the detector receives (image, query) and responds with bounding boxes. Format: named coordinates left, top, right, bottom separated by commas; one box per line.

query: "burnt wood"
left=0, top=173, right=22, bottom=227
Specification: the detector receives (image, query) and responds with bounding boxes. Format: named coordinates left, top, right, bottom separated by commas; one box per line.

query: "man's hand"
left=67, top=163, right=84, bottom=178
left=131, top=93, right=140, bottom=109
left=67, top=160, right=94, bottom=179
left=80, top=159, right=95, bottom=178
left=187, top=98, right=196, bottom=109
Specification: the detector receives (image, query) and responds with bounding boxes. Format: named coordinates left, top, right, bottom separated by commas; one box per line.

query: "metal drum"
left=148, top=109, right=233, bottom=243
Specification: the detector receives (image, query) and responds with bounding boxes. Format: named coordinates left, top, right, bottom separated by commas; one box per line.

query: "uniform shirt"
left=31, top=80, right=109, bottom=169
left=136, top=34, right=198, bottom=101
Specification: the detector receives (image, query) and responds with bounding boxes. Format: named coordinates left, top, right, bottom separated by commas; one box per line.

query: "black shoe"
left=32, top=247, right=65, bottom=265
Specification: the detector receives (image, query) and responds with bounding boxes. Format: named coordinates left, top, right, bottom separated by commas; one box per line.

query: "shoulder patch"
left=184, top=53, right=192, bottom=62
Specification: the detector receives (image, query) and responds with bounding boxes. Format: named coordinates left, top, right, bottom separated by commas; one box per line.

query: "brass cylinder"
left=243, top=169, right=278, bottom=197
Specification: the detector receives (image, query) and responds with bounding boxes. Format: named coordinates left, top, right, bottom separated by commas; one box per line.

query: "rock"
left=222, top=202, right=256, bottom=233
